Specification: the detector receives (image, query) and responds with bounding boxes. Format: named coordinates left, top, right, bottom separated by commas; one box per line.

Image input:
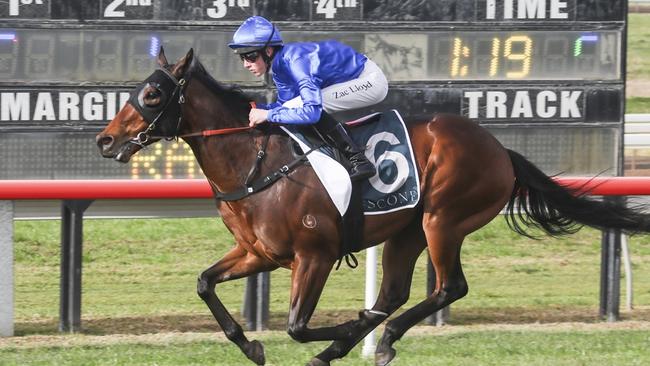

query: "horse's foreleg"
left=375, top=225, right=467, bottom=366
left=197, top=244, right=278, bottom=366
left=284, top=254, right=337, bottom=344
left=310, top=223, right=427, bottom=365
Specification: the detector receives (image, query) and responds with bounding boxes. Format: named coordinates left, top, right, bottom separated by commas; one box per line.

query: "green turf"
left=2, top=329, right=649, bottom=365
left=626, top=97, right=650, bottom=113
left=12, top=216, right=650, bottom=336
left=628, top=14, right=650, bottom=81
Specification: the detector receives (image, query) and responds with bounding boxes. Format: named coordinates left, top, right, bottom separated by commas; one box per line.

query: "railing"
left=2, top=177, right=650, bottom=338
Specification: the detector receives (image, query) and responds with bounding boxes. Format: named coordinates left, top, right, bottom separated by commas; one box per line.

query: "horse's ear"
left=157, top=46, right=169, bottom=67
left=171, top=48, right=194, bottom=78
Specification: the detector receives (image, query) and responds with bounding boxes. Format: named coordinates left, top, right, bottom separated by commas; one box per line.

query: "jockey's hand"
left=249, top=108, right=269, bottom=127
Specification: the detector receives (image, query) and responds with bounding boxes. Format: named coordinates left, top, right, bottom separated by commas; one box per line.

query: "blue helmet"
left=228, top=16, right=283, bottom=54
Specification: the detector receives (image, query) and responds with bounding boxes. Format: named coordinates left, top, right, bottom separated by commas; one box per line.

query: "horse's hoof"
left=375, top=347, right=396, bottom=366
left=306, top=357, right=330, bottom=366
left=244, top=340, right=266, bottom=365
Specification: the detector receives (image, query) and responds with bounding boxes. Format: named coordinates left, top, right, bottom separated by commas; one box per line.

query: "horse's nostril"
left=98, top=135, right=114, bottom=149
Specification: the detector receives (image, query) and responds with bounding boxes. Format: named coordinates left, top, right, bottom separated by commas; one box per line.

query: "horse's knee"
left=287, top=322, right=309, bottom=343
left=196, top=275, right=212, bottom=301
left=456, top=281, right=469, bottom=299
left=446, top=278, right=468, bottom=300
left=386, top=291, right=410, bottom=311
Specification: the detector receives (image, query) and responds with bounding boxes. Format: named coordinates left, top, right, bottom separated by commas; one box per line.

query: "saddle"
left=281, top=110, right=420, bottom=266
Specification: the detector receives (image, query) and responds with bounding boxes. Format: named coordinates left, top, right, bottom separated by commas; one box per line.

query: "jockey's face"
left=241, top=47, right=273, bottom=77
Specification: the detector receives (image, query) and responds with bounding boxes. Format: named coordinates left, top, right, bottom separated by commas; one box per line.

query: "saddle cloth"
left=281, top=110, right=421, bottom=216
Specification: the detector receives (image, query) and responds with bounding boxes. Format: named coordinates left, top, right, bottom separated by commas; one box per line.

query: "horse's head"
left=96, top=47, right=194, bottom=162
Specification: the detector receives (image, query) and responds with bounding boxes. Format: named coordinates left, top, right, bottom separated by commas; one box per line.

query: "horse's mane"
left=186, top=57, right=253, bottom=120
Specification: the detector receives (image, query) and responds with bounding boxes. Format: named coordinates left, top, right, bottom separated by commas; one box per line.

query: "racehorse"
left=96, top=48, right=650, bottom=366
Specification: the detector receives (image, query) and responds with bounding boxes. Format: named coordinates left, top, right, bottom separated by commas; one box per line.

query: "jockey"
left=229, top=16, right=389, bottom=181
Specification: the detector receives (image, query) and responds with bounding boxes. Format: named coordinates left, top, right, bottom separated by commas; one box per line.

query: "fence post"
left=242, top=272, right=270, bottom=331
left=600, top=228, right=621, bottom=322
left=362, top=246, right=378, bottom=357
left=0, top=201, right=14, bottom=337
left=60, top=199, right=93, bottom=333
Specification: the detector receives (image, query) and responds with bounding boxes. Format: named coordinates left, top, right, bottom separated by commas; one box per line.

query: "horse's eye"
left=146, top=89, right=161, bottom=99
left=141, top=86, right=162, bottom=107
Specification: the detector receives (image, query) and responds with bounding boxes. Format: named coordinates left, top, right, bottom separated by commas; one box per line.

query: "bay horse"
left=96, top=48, right=650, bottom=366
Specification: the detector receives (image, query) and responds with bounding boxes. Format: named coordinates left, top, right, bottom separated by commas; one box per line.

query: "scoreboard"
left=0, top=0, right=626, bottom=179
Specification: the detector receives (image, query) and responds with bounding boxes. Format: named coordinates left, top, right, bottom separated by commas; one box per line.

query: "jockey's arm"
left=266, top=56, right=323, bottom=125
left=255, top=101, right=282, bottom=110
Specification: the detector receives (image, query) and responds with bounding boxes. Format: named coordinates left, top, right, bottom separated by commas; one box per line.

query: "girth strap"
left=213, top=142, right=322, bottom=202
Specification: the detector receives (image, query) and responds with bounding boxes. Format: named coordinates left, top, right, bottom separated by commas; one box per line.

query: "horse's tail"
left=505, top=149, right=650, bottom=237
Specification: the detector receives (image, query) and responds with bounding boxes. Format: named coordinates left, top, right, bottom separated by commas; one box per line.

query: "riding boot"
left=317, top=112, right=376, bottom=181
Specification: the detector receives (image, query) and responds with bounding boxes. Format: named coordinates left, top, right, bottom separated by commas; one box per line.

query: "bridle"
left=124, top=67, right=259, bottom=152
left=126, top=67, right=189, bottom=148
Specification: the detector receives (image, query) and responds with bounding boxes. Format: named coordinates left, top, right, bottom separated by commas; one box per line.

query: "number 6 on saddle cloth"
left=283, top=110, right=421, bottom=218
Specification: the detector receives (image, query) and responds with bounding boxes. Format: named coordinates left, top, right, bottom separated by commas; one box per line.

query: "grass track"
left=2, top=324, right=650, bottom=365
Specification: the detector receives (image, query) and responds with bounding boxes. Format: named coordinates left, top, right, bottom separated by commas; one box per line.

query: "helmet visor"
left=232, top=46, right=263, bottom=55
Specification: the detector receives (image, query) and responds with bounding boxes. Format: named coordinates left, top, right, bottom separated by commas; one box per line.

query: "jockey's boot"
left=317, top=112, right=376, bottom=181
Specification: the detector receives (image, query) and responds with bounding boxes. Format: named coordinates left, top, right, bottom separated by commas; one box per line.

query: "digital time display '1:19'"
left=365, top=30, right=620, bottom=81
left=444, top=31, right=619, bottom=80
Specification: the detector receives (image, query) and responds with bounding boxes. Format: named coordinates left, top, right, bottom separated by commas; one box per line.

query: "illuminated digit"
left=489, top=38, right=500, bottom=77
left=450, top=38, right=469, bottom=77
left=451, top=38, right=461, bottom=76
left=316, top=0, right=337, bottom=19
left=104, top=0, right=125, bottom=17
left=206, top=0, right=227, bottom=18
left=504, top=35, right=532, bottom=79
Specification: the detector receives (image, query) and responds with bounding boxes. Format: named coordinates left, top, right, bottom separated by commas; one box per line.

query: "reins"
left=178, top=102, right=258, bottom=138
left=178, top=126, right=253, bottom=138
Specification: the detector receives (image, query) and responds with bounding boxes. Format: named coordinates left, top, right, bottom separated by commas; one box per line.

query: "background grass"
left=12, top=216, right=650, bottom=335
left=3, top=327, right=650, bottom=365
left=627, top=14, right=650, bottom=113
left=628, top=14, right=650, bottom=81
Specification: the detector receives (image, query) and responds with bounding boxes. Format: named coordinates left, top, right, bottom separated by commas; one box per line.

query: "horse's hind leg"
left=375, top=223, right=467, bottom=366
left=308, top=221, right=427, bottom=365
left=197, top=244, right=278, bottom=365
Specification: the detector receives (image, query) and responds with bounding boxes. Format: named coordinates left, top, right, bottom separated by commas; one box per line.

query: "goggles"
left=239, top=50, right=261, bottom=63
